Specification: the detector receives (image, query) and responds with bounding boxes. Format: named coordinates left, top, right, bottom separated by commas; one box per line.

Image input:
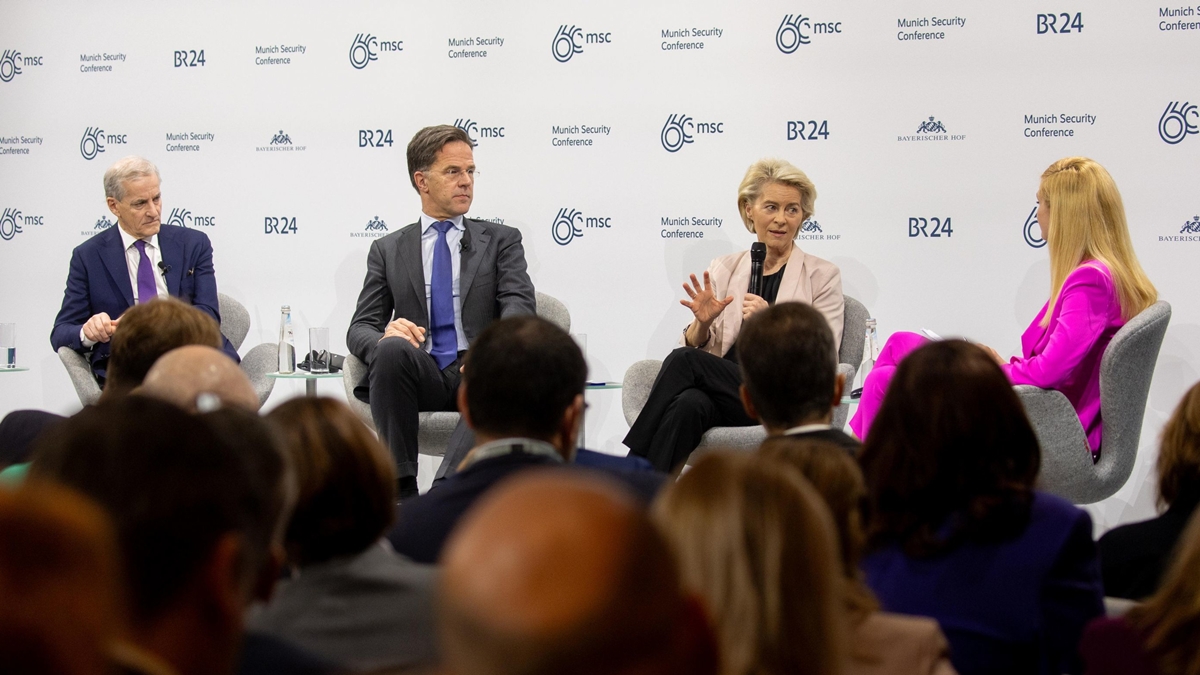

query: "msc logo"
left=264, top=216, right=298, bottom=235
left=359, top=129, right=393, bottom=147
left=916, top=117, right=947, bottom=134
left=0, top=50, right=43, bottom=83
left=349, top=33, right=403, bottom=69
left=1159, top=101, right=1199, bottom=145
left=551, top=25, right=611, bottom=63
left=365, top=216, right=388, bottom=232
left=661, top=114, right=723, bottom=153
left=802, top=219, right=822, bottom=233
left=80, top=126, right=127, bottom=160
left=95, top=215, right=114, bottom=230
left=1023, top=206, right=1046, bottom=248
left=166, top=208, right=215, bottom=228
left=173, top=50, right=206, bottom=67
left=551, top=208, right=611, bottom=246
left=775, top=14, right=843, bottom=53
left=0, top=208, right=24, bottom=240
left=1181, top=216, right=1200, bottom=234
left=453, top=119, right=506, bottom=145
left=1037, top=13, right=1084, bottom=34
left=908, top=217, right=953, bottom=238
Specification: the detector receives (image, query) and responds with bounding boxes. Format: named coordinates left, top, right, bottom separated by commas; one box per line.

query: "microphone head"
left=750, top=242, right=766, bottom=262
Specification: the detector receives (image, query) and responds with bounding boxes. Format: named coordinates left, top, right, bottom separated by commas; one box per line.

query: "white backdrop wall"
left=2, top=1, right=1198, bottom=529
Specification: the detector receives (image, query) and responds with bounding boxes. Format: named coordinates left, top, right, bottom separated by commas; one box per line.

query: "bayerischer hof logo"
left=898, top=116, right=964, bottom=142
left=1159, top=101, right=1198, bottom=145
left=256, top=130, right=306, bottom=152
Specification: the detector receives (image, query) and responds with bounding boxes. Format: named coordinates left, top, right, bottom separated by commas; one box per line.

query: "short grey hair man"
left=103, top=155, right=161, bottom=201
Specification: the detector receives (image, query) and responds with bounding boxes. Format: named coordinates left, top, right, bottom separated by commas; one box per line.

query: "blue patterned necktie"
left=429, top=221, right=457, bottom=370
left=133, top=240, right=158, bottom=304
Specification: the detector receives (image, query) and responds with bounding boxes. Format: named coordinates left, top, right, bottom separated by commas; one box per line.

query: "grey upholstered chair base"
left=1019, top=301, right=1171, bottom=505
left=240, top=342, right=278, bottom=409
left=621, top=296, right=870, bottom=465
left=340, top=291, right=571, bottom=456
left=57, top=293, right=255, bottom=407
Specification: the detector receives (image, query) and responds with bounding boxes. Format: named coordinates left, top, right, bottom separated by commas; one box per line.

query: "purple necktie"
left=429, top=221, right=457, bottom=370
left=133, top=240, right=158, bottom=304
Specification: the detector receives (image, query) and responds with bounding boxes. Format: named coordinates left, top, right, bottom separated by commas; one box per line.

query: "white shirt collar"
left=420, top=213, right=465, bottom=233
left=782, top=423, right=834, bottom=436
left=117, top=224, right=160, bottom=251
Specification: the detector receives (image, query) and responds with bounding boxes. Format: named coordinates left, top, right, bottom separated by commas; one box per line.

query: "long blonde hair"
left=652, top=451, right=846, bottom=675
left=1039, top=157, right=1156, bottom=326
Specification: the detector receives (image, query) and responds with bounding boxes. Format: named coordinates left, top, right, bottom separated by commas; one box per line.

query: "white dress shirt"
left=419, top=213, right=468, bottom=353
left=79, top=226, right=168, bottom=347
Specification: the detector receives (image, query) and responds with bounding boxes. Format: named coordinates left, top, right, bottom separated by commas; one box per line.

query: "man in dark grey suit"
left=347, top=125, right=535, bottom=499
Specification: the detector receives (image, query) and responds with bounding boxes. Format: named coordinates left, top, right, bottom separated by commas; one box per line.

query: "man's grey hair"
left=103, top=156, right=161, bottom=201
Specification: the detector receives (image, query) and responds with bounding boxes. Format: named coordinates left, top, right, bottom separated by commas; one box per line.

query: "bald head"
left=139, top=345, right=258, bottom=412
left=440, top=472, right=717, bottom=675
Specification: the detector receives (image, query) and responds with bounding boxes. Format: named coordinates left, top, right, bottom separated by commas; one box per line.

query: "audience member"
left=759, top=436, right=956, bottom=675
left=389, top=315, right=659, bottom=564
left=250, top=397, right=438, bottom=671
left=29, top=396, right=330, bottom=675
left=858, top=340, right=1104, bottom=675
left=0, top=481, right=125, bottom=675
left=138, top=344, right=260, bottom=412
left=738, top=302, right=858, bottom=452
left=1099, top=380, right=1200, bottom=599
left=439, top=471, right=718, bottom=675
left=100, top=297, right=224, bottom=400
left=652, top=450, right=845, bottom=675
left=1081, top=509, right=1200, bottom=675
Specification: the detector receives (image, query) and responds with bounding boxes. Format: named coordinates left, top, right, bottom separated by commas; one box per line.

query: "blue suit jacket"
left=50, top=223, right=238, bottom=381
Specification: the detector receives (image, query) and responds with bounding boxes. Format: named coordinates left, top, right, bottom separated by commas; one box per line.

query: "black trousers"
left=623, top=347, right=757, bottom=472
left=364, top=338, right=473, bottom=480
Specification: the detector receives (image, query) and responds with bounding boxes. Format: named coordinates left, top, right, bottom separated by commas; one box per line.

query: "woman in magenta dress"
left=850, top=157, right=1158, bottom=455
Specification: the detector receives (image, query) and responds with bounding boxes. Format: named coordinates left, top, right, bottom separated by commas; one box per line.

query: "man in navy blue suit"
left=51, top=156, right=237, bottom=384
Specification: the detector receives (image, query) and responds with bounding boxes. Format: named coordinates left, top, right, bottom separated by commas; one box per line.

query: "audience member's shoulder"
left=852, top=612, right=953, bottom=675
left=1079, top=617, right=1157, bottom=675
left=238, top=631, right=343, bottom=675
left=1031, top=490, right=1089, bottom=523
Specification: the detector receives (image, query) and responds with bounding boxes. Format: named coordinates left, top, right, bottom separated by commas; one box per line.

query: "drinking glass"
left=308, top=327, right=330, bottom=374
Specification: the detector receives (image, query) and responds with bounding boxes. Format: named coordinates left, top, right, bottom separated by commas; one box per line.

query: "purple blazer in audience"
left=861, top=492, right=1104, bottom=675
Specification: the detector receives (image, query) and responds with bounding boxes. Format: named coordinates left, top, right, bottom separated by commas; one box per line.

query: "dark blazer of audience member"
left=29, top=397, right=315, bottom=675
left=346, top=125, right=536, bottom=496
left=0, top=481, right=125, bottom=675
left=250, top=397, right=438, bottom=671
left=440, top=472, right=719, bottom=675
left=1081, top=509, right=1200, bottom=675
left=759, top=437, right=957, bottom=675
left=858, top=341, right=1104, bottom=675
left=653, top=451, right=847, bottom=675
left=388, top=315, right=586, bottom=564
left=1099, top=380, right=1200, bottom=600
left=50, top=156, right=238, bottom=384
left=738, top=302, right=859, bottom=453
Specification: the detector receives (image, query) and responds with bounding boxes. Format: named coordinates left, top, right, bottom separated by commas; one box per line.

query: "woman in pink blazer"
left=850, top=157, right=1157, bottom=456
left=625, top=158, right=843, bottom=472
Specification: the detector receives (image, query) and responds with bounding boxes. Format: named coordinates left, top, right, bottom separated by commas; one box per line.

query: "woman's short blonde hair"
left=652, top=450, right=846, bottom=675
left=737, top=158, right=817, bottom=233
left=1038, top=157, right=1156, bottom=326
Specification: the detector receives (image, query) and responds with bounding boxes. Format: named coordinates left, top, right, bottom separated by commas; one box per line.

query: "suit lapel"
left=400, top=222, right=427, bottom=322
left=721, top=250, right=751, bottom=353
left=459, top=219, right=491, bottom=304
left=778, top=243, right=810, bottom=303
left=157, top=225, right=184, bottom=296
left=99, top=226, right=135, bottom=307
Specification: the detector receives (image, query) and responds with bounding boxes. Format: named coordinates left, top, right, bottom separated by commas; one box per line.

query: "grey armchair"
left=1018, top=301, right=1171, bottom=504
left=621, top=295, right=870, bottom=465
left=341, top=291, right=572, bottom=455
left=58, top=293, right=274, bottom=409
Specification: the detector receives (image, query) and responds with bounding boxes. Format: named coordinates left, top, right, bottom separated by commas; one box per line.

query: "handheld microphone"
left=157, top=261, right=172, bottom=277
left=748, top=243, right=766, bottom=297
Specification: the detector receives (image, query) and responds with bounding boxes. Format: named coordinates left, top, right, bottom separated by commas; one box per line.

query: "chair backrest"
left=57, top=346, right=101, bottom=406
left=839, top=295, right=869, bottom=367
left=535, top=292, right=571, bottom=332
left=1094, top=301, right=1172, bottom=490
left=217, top=293, right=250, bottom=351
